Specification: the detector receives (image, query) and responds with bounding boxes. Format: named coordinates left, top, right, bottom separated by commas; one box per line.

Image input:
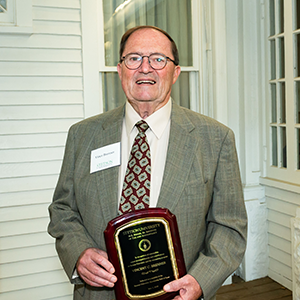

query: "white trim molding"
left=260, top=177, right=300, bottom=195
left=0, top=0, right=33, bottom=35
left=81, top=0, right=102, bottom=117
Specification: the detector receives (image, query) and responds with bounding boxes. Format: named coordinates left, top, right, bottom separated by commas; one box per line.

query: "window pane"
left=296, top=0, right=300, bottom=30
left=279, top=37, right=285, bottom=78
left=279, top=0, right=284, bottom=33
left=269, top=0, right=275, bottom=36
left=270, top=39, right=276, bottom=80
left=271, top=83, right=277, bottom=122
left=279, top=82, right=286, bottom=123
left=280, top=127, right=287, bottom=168
left=101, top=71, right=191, bottom=111
left=102, top=72, right=125, bottom=112
left=297, top=34, right=300, bottom=77
left=272, top=127, right=278, bottom=166
left=297, top=128, right=300, bottom=169
left=296, top=81, right=300, bottom=123
left=171, top=72, right=190, bottom=109
left=0, top=0, right=7, bottom=10
left=102, top=0, right=192, bottom=67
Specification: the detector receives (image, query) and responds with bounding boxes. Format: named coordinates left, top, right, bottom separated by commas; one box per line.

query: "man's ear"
left=172, top=65, right=181, bottom=84
left=117, top=63, right=122, bottom=80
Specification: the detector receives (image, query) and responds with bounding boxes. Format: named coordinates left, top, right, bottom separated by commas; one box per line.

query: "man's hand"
left=76, top=248, right=117, bottom=287
left=163, top=274, right=202, bottom=300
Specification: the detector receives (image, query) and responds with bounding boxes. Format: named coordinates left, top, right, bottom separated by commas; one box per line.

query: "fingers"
left=163, top=274, right=202, bottom=300
left=76, top=248, right=117, bottom=288
left=92, top=248, right=115, bottom=274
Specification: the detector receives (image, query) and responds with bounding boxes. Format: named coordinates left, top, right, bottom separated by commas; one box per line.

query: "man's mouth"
left=136, top=80, right=156, bottom=85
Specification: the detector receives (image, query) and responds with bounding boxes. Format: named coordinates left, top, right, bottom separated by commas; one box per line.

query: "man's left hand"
left=163, top=274, right=202, bottom=300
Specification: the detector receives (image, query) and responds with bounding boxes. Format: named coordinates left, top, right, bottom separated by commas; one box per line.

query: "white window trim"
left=263, top=0, right=300, bottom=186
left=81, top=0, right=102, bottom=117
left=0, top=0, right=33, bottom=35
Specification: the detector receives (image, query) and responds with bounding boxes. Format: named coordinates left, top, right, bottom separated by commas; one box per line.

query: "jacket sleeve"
left=188, top=129, right=247, bottom=299
left=48, top=124, right=98, bottom=284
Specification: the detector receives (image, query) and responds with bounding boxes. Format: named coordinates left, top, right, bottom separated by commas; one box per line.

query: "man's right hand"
left=76, top=248, right=118, bottom=287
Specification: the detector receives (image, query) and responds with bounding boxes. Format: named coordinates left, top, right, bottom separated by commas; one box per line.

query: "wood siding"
left=0, top=0, right=83, bottom=299
left=265, top=185, right=299, bottom=290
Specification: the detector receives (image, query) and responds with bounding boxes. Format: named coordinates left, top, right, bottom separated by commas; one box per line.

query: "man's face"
left=117, top=28, right=181, bottom=109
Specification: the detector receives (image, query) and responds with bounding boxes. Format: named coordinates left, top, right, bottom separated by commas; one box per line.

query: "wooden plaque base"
left=104, top=208, right=186, bottom=300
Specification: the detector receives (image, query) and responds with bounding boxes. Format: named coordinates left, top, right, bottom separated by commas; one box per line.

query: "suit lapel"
left=157, top=102, right=199, bottom=212
left=93, top=105, right=125, bottom=224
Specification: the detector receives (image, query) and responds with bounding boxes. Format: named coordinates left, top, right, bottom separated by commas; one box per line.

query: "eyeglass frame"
left=120, top=52, right=178, bottom=70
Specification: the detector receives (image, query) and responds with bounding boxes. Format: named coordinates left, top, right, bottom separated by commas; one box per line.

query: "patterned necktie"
left=119, top=120, right=151, bottom=214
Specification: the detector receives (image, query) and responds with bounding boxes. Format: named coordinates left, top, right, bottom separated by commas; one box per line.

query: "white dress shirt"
left=118, top=99, right=172, bottom=208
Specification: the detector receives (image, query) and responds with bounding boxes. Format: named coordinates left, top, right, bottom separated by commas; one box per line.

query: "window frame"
left=97, top=0, right=202, bottom=113
left=265, top=0, right=300, bottom=185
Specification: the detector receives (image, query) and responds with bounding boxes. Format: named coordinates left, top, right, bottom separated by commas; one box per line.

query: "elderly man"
left=48, top=25, right=247, bottom=300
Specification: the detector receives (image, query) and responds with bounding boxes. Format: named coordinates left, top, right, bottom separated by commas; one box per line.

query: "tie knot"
left=135, top=120, right=149, bottom=133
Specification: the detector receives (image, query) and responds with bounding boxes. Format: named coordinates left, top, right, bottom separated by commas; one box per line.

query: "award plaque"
left=104, top=208, right=186, bottom=300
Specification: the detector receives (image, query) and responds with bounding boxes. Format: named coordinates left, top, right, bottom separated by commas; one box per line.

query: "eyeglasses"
left=120, top=53, right=177, bottom=70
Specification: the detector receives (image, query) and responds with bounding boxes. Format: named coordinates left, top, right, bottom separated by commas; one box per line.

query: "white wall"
left=0, top=0, right=83, bottom=298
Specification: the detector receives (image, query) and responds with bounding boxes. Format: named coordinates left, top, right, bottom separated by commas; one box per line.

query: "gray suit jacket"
left=48, top=101, right=247, bottom=300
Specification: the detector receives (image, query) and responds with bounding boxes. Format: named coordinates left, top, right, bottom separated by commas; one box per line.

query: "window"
left=99, top=0, right=199, bottom=112
left=0, top=0, right=15, bottom=24
left=0, top=0, right=7, bottom=12
left=0, top=0, right=32, bottom=34
left=267, top=0, right=300, bottom=184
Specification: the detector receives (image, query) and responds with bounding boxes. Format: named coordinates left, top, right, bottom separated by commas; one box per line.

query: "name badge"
left=90, top=142, right=121, bottom=173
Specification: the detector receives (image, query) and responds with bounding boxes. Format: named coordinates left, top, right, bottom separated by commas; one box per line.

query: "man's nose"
left=139, top=56, right=152, bottom=72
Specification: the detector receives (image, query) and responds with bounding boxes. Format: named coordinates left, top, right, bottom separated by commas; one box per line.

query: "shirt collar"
left=125, top=98, right=172, bottom=139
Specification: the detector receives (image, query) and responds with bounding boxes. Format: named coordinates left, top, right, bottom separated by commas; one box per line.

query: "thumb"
left=164, top=277, right=184, bottom=293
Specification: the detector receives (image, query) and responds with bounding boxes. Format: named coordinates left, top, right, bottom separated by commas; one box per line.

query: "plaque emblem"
left=139, top=239, right=151, bottom=252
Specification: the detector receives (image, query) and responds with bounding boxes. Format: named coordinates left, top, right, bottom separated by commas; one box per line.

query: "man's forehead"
left=131, top=28, right=168, bottom=39
left=123, top=28, right=172, bottom=53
